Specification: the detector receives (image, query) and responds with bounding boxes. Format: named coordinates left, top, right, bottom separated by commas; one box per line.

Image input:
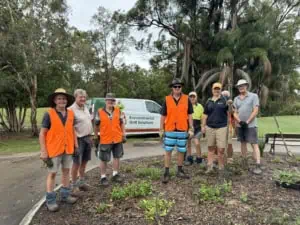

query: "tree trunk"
left=30, top=75, right=38, bottom=136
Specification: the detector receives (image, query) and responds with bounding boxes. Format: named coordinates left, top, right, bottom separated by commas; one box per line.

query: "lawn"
left=0, top=115, right=299, bottom=154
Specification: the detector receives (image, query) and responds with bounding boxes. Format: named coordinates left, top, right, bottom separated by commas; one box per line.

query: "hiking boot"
left=60, top=187, right=77, bottom=204
left=100, top=177, right=109, bottom=186
left=252, top=164, right=263, bottom=175
left=176, top=170, right=190, bottom=179
left=162, top=174, right=170, bottom=184
left=184, top=156, right=194, bottom=166
left=205, top=165, right=214, bottom=174
left=77, top=179, right=91, bottom=191
left=196, top=157, right=204, bottom=164
left=46, top=192, right=59, bottom=212
left=111, top=174, right=123, bottom=183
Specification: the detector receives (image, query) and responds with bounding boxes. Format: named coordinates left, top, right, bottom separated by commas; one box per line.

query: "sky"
left=67, top=0, right=152, bottom=69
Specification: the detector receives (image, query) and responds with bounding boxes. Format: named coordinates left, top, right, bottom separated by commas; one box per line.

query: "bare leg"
left=251, top=144, right=260, bottom=164
left=227, top=144, right=233, bottom=158
left=217, top=148, right=225, bottom=169
left=207, top=147, right=215, bottom=167
left=187, top=140, right=192, bottom=157
left=61, top=168, right=70, bottom=188
left=100, top=161, right=107, bottom=177
left=46, top=173, right=56, bottom=192
left=112, top=158, right=120, bottom=172
left=79, top=161, right=88, bottom=179
left=194, top=139, right=201, bottom=158
left=164, top=151, right=172, bottom=168
left=71, top=163, right=80, bottom=183
left=177, top=152, right=184, bottom=166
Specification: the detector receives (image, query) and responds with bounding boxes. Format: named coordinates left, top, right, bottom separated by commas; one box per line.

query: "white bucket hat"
left=235, top=79, right=249, bottom=87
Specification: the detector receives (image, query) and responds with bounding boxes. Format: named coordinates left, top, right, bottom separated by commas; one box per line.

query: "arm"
left=160, top=116, right=165, bottom=131
left=201, top=114, right=207, bottom=133
left=233, top=109, right=241, bottom=123
left=39, top=128, right=48, bottom=160
left=73, top=127, right=78, bottom=148
left=246, top=106, right=259, bottom=124
left=188, top=114, right=193, bottom=129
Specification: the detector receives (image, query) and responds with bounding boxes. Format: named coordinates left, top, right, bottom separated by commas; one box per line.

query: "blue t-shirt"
left=204, top=97, right=228, bottom=128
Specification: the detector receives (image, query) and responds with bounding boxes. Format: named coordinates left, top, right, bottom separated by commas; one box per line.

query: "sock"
left=101, top=175, right=106, bottom=179
left=164, top=167, right=169, bottom=175
left=178, top=166, right=183, bottom=172
left=113, top=171, right=118, bottom=176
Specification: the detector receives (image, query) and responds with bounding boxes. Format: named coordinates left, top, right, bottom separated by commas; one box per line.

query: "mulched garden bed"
left=31, top=153, right=300, bottom=225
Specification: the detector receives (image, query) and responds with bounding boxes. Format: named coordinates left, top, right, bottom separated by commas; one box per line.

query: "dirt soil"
left=31, top=154, right=300, bottom=225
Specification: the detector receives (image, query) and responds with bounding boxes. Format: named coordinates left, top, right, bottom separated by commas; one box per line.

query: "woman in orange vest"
left=39, top=88, right=78, bottom=212
left=94, top=93, right=126, bottom=186
left=160, top=79, right=194, bottom=184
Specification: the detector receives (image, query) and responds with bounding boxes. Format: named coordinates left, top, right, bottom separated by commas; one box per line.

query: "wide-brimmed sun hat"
left=48, top=88, right=75, bottom=108
left=169, top=78, right=184, bottom=88
left=236, top=79, right=249, bottom=87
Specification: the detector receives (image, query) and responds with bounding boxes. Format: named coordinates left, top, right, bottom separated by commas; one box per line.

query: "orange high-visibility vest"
left=164, top=94, right=189, bottom=132
left=99, top=107, right=123, bottom=144
left=46, top=108, right=75, bottom=158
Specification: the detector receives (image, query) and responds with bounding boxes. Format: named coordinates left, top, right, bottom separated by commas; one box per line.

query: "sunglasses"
left=172, top=85, right=182, bottom=89
left=213, top=88, right=221, bottom=90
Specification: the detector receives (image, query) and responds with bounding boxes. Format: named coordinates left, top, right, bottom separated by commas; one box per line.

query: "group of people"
left=39, top=77, right=261, bottom=212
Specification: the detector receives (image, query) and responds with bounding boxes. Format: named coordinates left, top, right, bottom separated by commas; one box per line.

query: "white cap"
left=188, top=91, right=197, bottom=97
left=236, top=79, right=249, bottom=87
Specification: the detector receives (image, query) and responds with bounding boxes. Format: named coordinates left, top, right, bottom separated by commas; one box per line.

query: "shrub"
left=139, top=198, right=174, bottom=222
left=135, top=167, right=162, bottom=180
left=111, top=181, right=152, bottom=200
left=273, top=170, right=300, bottom=185
left=196, top=181, right=232, bottom=203
left=96, top=203, right=110, bottom=214
left=240, top=192, right=248, bottom=203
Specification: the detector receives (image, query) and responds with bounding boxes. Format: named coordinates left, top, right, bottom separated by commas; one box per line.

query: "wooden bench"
left=265, top=133, right=300, bottom=154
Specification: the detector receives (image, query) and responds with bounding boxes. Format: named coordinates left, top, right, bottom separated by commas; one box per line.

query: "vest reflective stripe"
left=99, top=107, right=123, bottom=144
left=46, top=108, right=75, bottom=158
left=164, top=94, right=188, bottom=132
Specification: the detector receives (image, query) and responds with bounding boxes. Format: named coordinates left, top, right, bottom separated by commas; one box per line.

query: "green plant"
left=111, top=181, right=152, bottom=200
left=258, top=140, right=265, bottom=157
left=272, top=156, right=282, bottom=163
left=202, top=153, right=208, bottom=159
left=135, top=167, right=162, bottom=180
left=122, top=165, right=134, bottom=173
left=139, top=198, right=174, bottom=222
left=96, top=203, right=110, bottom=214
left=197, top=181, right=232, bottom=203
left=295, top=157, right=300, bottom=162
left=240, top=192, right=248, bottom=203
left=273, top=170, right=300, bottom=185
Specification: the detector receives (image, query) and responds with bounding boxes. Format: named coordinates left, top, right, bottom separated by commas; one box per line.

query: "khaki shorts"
left=206, top=126, right=227, bottom=149
left=48, top=154, right=73, bottom=173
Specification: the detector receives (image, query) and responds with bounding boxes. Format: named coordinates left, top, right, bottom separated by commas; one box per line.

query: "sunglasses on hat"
left=173, top=85, right=182, bottom=89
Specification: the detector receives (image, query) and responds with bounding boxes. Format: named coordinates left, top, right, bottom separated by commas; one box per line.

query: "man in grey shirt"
left=233, top=79, right=262, bottom=175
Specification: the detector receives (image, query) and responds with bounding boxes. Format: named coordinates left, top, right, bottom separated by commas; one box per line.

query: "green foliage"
left=273, top=170, right=300, bottom=185
left=271, top=157, right=282, bottom=164
left=196, top=181, right=232, bottom=203
left=111, top=181, right=152, bottom=200
left=258, top=140, right=265, bottom=157
left=240, top=192, right=248, bottom=203
left=139, top=198, right=174, bottom=222
left=95, top=203, right=110, bottom=214
left=135, top=167, right=162, bottom=180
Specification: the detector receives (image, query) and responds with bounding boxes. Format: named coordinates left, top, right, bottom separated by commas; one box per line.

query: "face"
left=212, top=87, right=221, bottom=96
left=189, top=95, right=197, bottom=104
left=75, top=94, right=86, bottom=106
left=106, top=99, right=116, bottom=108
left=172, top=84, right=182, bottom=95
left=238, top=84, right=247, bottom=94
left=54, top=94, right=67, bottom=108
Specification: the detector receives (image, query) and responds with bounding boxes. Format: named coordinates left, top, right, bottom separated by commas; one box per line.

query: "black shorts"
left=98, top=143, right=124, bottom=162
left=237, top=127, right=258, bottom=144
left=73, top=136, right=92, bottom=164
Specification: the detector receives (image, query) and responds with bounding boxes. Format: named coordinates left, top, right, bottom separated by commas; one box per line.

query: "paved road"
left=0, top=140, right=298, bottom=225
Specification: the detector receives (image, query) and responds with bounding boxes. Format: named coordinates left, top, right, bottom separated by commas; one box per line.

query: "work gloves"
left=122, top=135, right=127, bottom=143
left=188, top=127, right=194, bottom=139
left=159, top=129, right=165, bottom=140
left=239, top=121, right=248, bottom=129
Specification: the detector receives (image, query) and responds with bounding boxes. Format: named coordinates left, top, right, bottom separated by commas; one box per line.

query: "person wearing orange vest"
left=94, top=93, right=126, bottom=186
left=160, top=79, right=194, bottom=184
left=39, top=88, right=78, bottom=212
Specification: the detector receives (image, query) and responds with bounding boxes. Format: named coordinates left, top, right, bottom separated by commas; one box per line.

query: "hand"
left=74, top=142, right=79, bottom=149
left=73, top=147, right=80, bottom=157
left=122, top=135, right=127, bottom=143
left=188, top=128, right=194, bottom=138
left=227, top=99, right=233, bottom=105
left=239, top=121, right=248, bottom=129
left=159, top=129, right=165, bottom=139
left=201, top=126, right=206, bottom=134
left=40, top=149, right=48, bottom=161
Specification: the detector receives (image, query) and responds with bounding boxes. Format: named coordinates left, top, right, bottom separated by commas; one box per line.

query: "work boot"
left=60, top=187, right=77, bottom=204
left=162, top=173, right=170, bottom=184
left=77, top=179, right=90, bottom=191
left=252, top=164, right=263, bottom=175
left=46, top=192, right=59, bottom=212
left=205, top=165, right=214, bottom=174
left=184, top=156, right=194, bottom=166
left=111, top=174, right=123, bottom=183
left=176, top=169, right=190, bottom=179
left=100, top=177, right=109, bottom=186
left=196, top=157, right=204, bottom=164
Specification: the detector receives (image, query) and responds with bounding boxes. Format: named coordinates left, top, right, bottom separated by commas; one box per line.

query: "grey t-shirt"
left=233, top=92, right=259, bottom=128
